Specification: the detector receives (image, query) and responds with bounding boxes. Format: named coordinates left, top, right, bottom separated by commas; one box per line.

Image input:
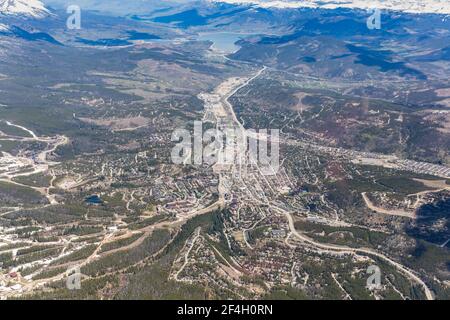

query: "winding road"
left=277, top=206, right=434, bottom=300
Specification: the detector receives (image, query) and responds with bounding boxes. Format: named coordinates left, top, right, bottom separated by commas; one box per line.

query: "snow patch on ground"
left=0, top=23, right=10, bottom=31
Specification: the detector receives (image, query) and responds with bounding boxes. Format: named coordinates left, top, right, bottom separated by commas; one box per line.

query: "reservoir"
left=198, top=32, right=252, bottom=53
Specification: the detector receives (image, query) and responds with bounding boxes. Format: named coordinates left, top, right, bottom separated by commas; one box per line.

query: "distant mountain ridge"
left=209, top=0, right=450, bottom=14
left=0, top=0, right=49, bottom=18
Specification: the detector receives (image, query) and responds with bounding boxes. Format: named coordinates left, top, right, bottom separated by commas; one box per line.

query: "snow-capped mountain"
left=210, top=0, right=450, bottom=14
left=0, top=0, right=49, bottom=18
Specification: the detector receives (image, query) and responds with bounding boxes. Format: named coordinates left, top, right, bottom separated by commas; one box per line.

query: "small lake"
left=198, top=32, right=252, bottom=53
left=85, top=195, right=103, bottom=205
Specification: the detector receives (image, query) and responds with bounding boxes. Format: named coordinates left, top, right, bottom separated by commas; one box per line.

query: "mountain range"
left=210, top=0, right=450, bottom=14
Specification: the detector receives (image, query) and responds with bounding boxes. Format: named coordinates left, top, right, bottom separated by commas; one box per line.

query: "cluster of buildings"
left=396, top=159, right=450, bottom=179
left=306, top=141, right=450, bottom=179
